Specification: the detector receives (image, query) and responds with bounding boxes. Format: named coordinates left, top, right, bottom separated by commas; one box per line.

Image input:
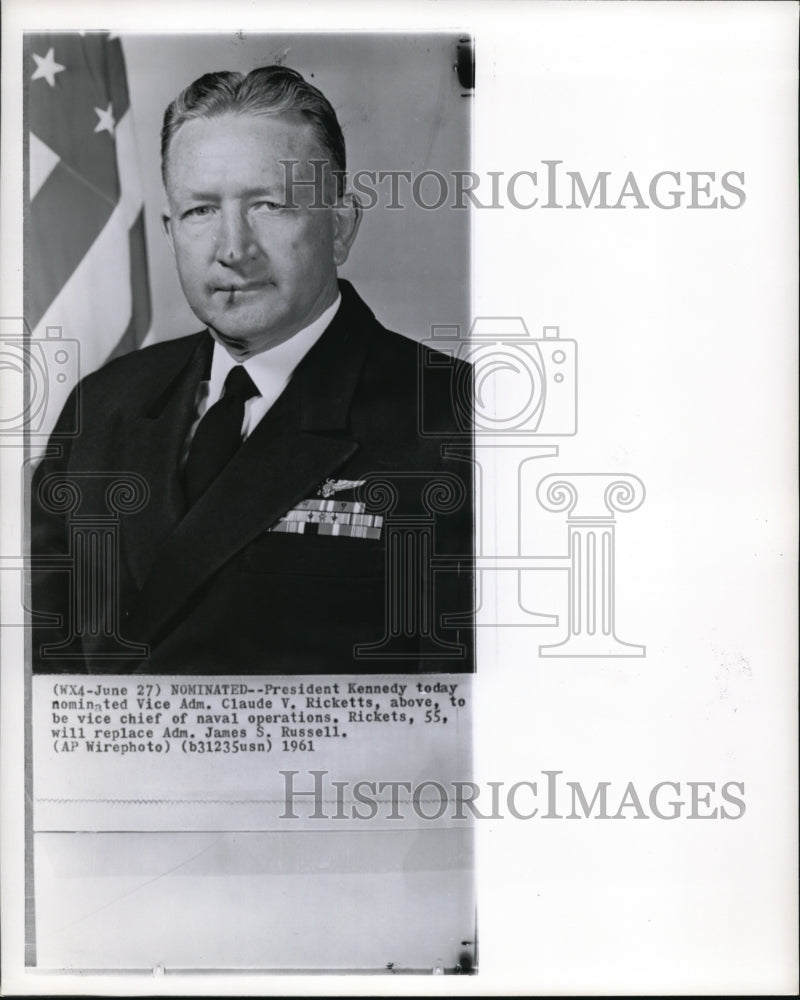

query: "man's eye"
left=184, top=206, right=215, bottom=219
left=252, top=200, right=284, bottom=212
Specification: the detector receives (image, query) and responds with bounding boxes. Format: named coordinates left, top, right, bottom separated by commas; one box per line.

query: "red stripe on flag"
left=107, top=208, right=153, bottom=362
left=27, top=160, right=116, bottom=330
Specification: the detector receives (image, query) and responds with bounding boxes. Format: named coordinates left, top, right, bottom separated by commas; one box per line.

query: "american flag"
left=25, top=31, right=152, bottom=438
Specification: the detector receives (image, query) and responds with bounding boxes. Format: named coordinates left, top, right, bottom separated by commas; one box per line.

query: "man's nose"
left=215, top=208, right=259, bottom=266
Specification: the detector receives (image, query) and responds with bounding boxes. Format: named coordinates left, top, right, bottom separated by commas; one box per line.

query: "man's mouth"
left=216, top=281, right=270, bottom=292
left=213, top=281, right=272, bottom=304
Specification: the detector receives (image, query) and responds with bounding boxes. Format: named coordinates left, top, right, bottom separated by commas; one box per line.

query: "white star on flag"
left=31, top=48, right=66, bottom=87
left=94, top=103, right=116, bottom=135
left=27, top=31, right=152, bottom=453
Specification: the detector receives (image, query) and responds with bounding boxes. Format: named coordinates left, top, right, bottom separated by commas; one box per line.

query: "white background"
left=2, top=0, right=798, bottom=995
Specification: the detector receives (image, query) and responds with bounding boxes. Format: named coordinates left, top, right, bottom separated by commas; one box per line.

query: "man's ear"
left=332, top=194, right=362, bottom=267
left=161, top=207, right=175, bottom=253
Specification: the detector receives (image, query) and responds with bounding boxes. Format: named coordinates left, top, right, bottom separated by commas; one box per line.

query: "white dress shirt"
left=185, top=294, right=341, bottom=456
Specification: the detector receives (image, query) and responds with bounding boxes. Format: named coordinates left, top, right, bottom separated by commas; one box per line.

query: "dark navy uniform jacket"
left=31, top=281, right=474, bottom=674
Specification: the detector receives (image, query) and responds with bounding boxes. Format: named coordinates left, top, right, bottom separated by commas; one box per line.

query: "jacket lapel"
left=121, top=332, right=212, bottom=588
left=127, top=283, right=374, bottom=643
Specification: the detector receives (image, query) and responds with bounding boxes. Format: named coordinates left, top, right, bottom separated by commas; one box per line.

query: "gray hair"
left=161, top=65, right=346, bottom=195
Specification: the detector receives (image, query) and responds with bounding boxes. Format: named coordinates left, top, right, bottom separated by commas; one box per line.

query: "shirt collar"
left=207, top=293, right=342, bottom=400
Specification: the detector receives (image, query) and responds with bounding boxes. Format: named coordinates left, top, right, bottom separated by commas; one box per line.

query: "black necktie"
left=184, top=365, right=259, bottom=506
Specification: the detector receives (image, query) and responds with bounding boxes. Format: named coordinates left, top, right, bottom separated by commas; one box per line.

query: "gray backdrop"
left=122, top=32, right=471, bottom=346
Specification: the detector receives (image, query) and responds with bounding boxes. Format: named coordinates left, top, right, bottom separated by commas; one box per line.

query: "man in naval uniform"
left=30, top=65, right=474, bottom=674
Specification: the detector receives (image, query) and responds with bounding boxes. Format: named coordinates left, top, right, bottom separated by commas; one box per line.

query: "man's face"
left=162, top=112, right=359, bottom=357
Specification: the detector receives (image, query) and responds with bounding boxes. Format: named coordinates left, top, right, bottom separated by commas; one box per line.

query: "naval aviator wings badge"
left=317, top=478, right=366, bottom=498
